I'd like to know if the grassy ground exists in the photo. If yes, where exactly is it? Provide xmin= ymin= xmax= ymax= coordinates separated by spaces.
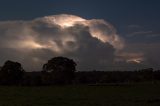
xmin=0 ymin=83 xmax=160 ymax=106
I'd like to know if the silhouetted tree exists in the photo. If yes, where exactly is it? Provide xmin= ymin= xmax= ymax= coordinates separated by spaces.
xmin=42 ymin=57 xmax=76 ymax=84
xmin=0 ymin=60 xmax=24 ymax=85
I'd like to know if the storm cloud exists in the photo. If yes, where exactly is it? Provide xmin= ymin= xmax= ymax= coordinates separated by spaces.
xmin=0 ymin=14 xmax=147 ymax=71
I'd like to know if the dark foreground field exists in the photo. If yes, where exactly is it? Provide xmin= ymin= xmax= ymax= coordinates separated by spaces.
xmin=0 ymin=83 xmax=160 ymax=106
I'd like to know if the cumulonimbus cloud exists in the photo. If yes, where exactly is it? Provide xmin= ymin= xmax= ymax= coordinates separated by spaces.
xmin=0 ymin=14 xmax=143 ymax=71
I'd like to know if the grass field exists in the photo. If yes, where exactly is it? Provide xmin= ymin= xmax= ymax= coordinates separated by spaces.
xmin=0 ymin=83 xmax=160 ymax=106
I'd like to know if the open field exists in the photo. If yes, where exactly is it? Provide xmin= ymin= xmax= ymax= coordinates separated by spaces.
xmin=0 ymin=83 xmax=160 ymax=106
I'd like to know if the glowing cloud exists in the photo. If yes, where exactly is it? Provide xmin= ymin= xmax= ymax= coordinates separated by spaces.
xmin=0 ymin=14 xmax=143 ymax=71
xmin=43 ymin=14 xmax=86 ymax=28
xmin=37 ymin=14 xmax=124 ymax=50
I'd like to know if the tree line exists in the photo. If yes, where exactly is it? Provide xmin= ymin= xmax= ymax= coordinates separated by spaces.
xmin=0 ymin=56 xmax=160 ymax=86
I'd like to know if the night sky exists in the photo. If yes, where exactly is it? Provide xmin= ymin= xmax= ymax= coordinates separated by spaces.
xmin=0 ymin=0 xmax=160 ymax=71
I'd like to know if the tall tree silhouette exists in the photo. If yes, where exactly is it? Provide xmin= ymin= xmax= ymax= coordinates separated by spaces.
xmin=0 ymin=60 xmax=24 ymax=85
xmin=42 ymin=57 xmax=76 ymax=84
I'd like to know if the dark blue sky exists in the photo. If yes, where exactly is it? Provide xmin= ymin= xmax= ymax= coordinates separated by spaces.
xmin=0 ymin=0 xmax=160 ymax=23
xmin=0 ymin=0 xmax=160 ymax=38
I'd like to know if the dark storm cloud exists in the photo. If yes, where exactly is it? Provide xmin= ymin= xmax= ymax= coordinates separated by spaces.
xmin=0 ymin=14 xmax=157 ymax=71
xmin=63 ymin=25 xmax=115 ymax=70
xmin=0 ymin=14 xmax=125 ymax=71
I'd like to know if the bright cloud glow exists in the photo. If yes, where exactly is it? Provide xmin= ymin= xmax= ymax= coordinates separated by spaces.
xmin=43 ymin=14 xmax=85 ymax=28
xmin=116 ymin=52 xmax=144 ymax=64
